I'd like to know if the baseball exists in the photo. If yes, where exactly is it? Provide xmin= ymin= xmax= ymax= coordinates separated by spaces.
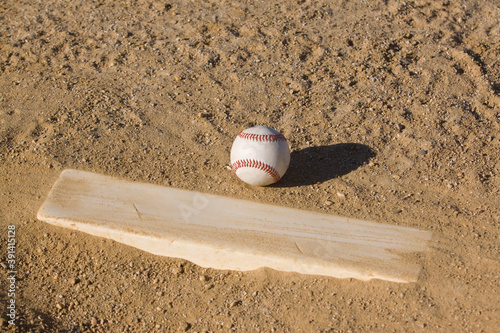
xmin=230 ymin=126 xmax=291 ymax=186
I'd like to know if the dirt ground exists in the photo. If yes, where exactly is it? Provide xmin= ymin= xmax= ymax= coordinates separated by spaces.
xmin=1 ymin=0 xmax=499 ymax=332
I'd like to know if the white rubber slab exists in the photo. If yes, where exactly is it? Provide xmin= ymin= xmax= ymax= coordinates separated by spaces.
xmin=37 ymin=169 xmax=432 ymax=282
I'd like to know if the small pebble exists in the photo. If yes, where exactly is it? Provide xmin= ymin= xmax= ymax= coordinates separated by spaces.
xmin=199 ymin=275 xmax=207 ymax=282
xmin=336 ymin=192 xmax=346 ymax=198
xmin=91 ymin=317 xmax=98 ymax=326
xmin=171 ymin=266 xmax=184 ymax=275
xmin=180 ymin=321 xmax=191 ymax=331
xmin=324 ymin=200 xmax=333 ymax=206
xmin=392 ymin=209 xmax=402 ymax=214
xmin=396 ymin=123 xmax=405 ymax=131
xmin=56 ymin=303 xmax=63 ymax=310
xmin=230 ymin=300 xmax=241 ymax=308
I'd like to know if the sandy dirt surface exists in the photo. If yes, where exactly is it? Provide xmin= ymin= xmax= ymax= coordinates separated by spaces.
xmin=1 ymin=0 xmax=499 ymax=332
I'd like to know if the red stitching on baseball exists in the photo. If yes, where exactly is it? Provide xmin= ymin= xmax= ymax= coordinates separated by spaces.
xmin=237 ymin=131 xmax=286 ymax=142
xmin=232 ymin=159 xmax=281 ymax=182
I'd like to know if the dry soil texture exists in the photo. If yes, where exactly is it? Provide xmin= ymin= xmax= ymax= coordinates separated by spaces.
xmin=0 ymin=0 xmax=499 ymax=332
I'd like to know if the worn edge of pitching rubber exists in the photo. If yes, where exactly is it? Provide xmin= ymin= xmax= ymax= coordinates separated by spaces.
xmin=231 ymin=159 xmax=281 ymax=183
xmin=37 ymin=169 xmax=433 ymax=283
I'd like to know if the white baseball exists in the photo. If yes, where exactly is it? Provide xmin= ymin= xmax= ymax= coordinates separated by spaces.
xmin=230 ymin=126 xmax=290 ymax=186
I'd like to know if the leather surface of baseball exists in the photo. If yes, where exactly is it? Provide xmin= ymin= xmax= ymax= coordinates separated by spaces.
xmin=230 ymin=126 xmax=290 ymax=186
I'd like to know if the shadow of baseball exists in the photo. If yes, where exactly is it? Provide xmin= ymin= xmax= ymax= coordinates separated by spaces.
xmin=274 ymin=143 xmax=375 ymax=187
